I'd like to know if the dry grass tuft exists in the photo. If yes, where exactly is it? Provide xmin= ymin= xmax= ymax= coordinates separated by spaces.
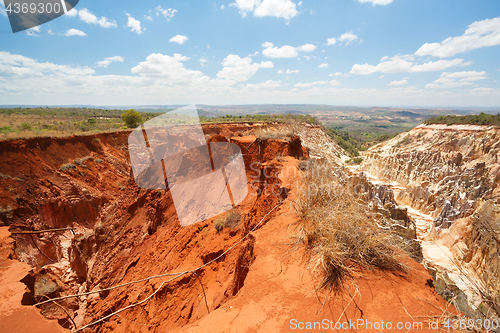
xmin=214 ymin=209 xmax=241 ymax=232
xmin=296 ymin=160 xmax=408 ymax=290
xmin=254 ymin=125 xmax=296 ymax=140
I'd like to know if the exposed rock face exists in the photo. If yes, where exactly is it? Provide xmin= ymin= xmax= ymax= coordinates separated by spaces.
xmin=347 ymin=172 xmax=421 ymax=261
xmin=363 ymin=125 xmax=500 ymax=227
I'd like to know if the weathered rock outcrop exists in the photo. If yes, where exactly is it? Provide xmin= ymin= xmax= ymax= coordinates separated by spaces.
xmin=363 ymin=125 xmax=500 ymax=228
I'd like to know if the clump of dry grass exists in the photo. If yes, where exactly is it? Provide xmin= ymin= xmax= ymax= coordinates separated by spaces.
xmin=254 ymin=125 xmax=296 ymax=140
xmin=296 ymin=160 xmax=408 ymax=290
xmin=215 ymin=209 xmax=241 ymax=232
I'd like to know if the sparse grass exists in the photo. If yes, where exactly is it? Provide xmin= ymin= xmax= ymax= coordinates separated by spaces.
xmin=393 ymin=135 xmax=413 ymax=148
xmin=254 ymin=125 xmax=296 ymax=140
xmin=74 ymin=156 xmax=93 ymax=166
xmin=275 ymin=154 xmax=286 ymax=163
xmin=295 ymin=160 xmax=408 ymax=290
xmin=60 ymin=163 xmax=76 ymax=171
xmin=0 ymin=205 xmax=14 ymax=219
xmin=346 ymin=157 xmax=363 ymax=165
xmin=214 ymin=209 xmax=241 ymax=232
xmin=0 ymin=173 xmax=23 ymax=181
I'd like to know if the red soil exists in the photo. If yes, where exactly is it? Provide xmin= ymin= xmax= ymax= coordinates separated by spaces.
xmin=0 ymin=124 xmax=458 ymax=332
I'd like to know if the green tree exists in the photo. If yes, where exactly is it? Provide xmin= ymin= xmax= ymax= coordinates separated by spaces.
xmin=122 ymin=109 xmax=143 ymax=128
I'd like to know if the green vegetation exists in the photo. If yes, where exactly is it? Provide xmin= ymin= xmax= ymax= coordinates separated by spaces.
xmin=0 ymin=107 xmax=159 ymax=140
xmin=424 ymin=112 xmax=500 ymax=126
xmin=199 ymin=113 xmax=320 ymax=125
xmin=325 ymin=127 xmax=397 ymax=157
xmin=121 ymin=109 xmax=144 ymax=128
xmin=346 ymin=157 xmax=363 ymax=165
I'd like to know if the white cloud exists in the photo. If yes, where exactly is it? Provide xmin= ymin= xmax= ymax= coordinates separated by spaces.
xmin=169 ymin=35 xmax=188 ymax=44
xmin=248 ymin=51 xmax=259 ymax=57
xmin=65 ymin=7 xmax=78 ymax=17
xmin=358 ymin=0 xmax=393 ymax=5
xmin=0 ymin=0 xmax=7 ymax=17
xmin=221 ymin=4 xmax=225 ymax=9
xmin=426 ymin=71 xmax=487 ymax=89
xmin=155 ymin=6 xmax=177 ymax=21
xmin=350 ymin=54 xmax=471 ymax=75
xmin=296 ymin=44 xmax=316 ymax=52
xmin=326 ymin=38 xmax=337 ymax=46
xmin=200 ymin=57 xmax=208 ymax=66
xmin=318 ymin=63 xmax=329 ymax=68
xmin=242 ymin=80 xmax=281 ymax=90
xmin=78 ymin=8 xmax=117 ymax=28
xmin=126 ymin=14 xmax=143 ymax=34
xmin=295 ymin=81 xmax=328 ymax=88
xmin=230 ymin=0 xmax=299 ymax=21
xmin=329 ymin=79 xmax=341 ymax=86
xmin=145 ymin=15 xmax=153 ymax=21
xmin=339 ymin=31 xmax=358 ymax=45
xmin=388 ymin=79 xmax=408 ymax=86
xmin=0 ymin=51 xmax=95 ymax=77
xmin=96 ymin=56 xmax=124 ymax=68
xmin=278 ymin=69 xmax=300 ymax=74
xmin=65 ymin=29 xmax=87 ymax=37
xmin=26 ymin=26 xmax=41 ymax=36
xmin=262 ymin=42 xmax=316 ymax=58
xmin=216 ymin=54 xmax=273 ymax=81
xmin=1 ymin=51 xmax=499 ymax=107
xmin=379 ymin=75 xmax=384 ymax=79
xmin=415 ymin=17 xmax=500 ymax=58
xmin=131 ymin=53 xmax=209 ymax=86
xmin=330 ymin=72 xmax=344 ymax=77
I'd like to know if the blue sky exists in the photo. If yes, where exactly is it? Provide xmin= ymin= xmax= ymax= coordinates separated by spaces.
xmin=0 ymin=0 xmax=499 ymax=107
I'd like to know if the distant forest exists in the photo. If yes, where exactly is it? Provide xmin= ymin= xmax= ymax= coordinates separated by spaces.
xmin=424 ymin=112 xmax=500 ymax=126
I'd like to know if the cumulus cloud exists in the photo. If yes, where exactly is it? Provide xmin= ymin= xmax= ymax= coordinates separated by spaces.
xmin=65 ymin=7 xmax=78 ymax=17
xmin=318 ymin=63 xmax=329 ymax=68
xmin=200 ymin=57 xmax=208 ymax=66
xmin=326 ymin=38 xmax=337 ymax=46
xmin=262 ymin=42 xmax=316 ymax=58
xmin=388 ymin=79 xmax=408 ymax=86
xmin=131 ymin=53 xmax=209 ymax=86
xmin=358 ymin=0 xmax=393 ymax=5
xmin=330 ymin=72 xmax=344 ymax=77
xmin=216 ymin=54 xmax=273 ymax=82
xmin=96 ymin=56 xmax=124 ymax=68
xmin=26 ymin=26 xmax=41 ymax=36
xmin=426 ymin=71 xmax=487 ymax=89
xmin=169 ymin=35 xmax=188 ymax=44
xmin=126 ymin=14 xmax=143 ymax=34
xmin=78 ymin=8 xmax=117 ymax=28
xmin=156 ymin=6 xmax=177 ymax=21
xmin=330 ymin=79 xmax=341 ymax=86
xmin=339 ymin=31 xmax=358 ymax=45
xmin=0 ymin=51 xmax=95 ymax=77
xmin=295 ymin=81 xmax=329 ymax=88
xmin=230 ymin=0 xmax=299 ymax=22
xmin=350 ymin=54 xmax=471 ymax=75
xmin=64 ymin=28 xmax=87 ymax=37
xmin=415 ymin=17 xmax=500 ymax=58
xmin=278 ymin=69 xmax=300 ymax=74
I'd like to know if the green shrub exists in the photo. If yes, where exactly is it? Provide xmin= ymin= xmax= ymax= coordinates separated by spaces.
xmin=18 ymin=123 xmax=31 ymax=131
xmin=122 ymin=109 xmax=143 ymax=128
